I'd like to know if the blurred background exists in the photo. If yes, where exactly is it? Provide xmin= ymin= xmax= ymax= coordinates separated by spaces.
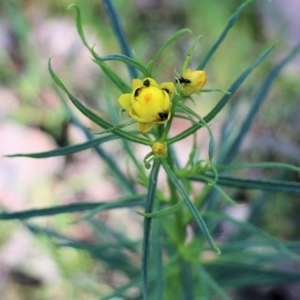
xmin=0 ymin=0 xmax=300 ymax=299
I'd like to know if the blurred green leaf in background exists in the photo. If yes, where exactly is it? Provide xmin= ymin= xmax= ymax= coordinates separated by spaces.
xmin=1 ymin=0 xmax=300 ymax=299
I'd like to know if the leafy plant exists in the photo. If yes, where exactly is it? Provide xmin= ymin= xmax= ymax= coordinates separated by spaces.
xmin=3 ymin=0 xmax=300 ymax=299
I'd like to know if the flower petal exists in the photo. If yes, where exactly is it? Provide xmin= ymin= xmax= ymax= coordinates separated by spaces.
xmin=132 ymin=86 xmax=171 ymax=123
xmin=159 ymin=82 xmax=175 ymax=98
xmin=143 ymin=78 xmax=159 ymax=88
xmin=132 ymin=79 xmax=143 ymax=90
xmin=138 ymin=122 xmax=155 ymax=133
xmin=129 ymin=107 xmax=148 ymax=122
xmin=118 ymin=93 xmax=132 ymax=111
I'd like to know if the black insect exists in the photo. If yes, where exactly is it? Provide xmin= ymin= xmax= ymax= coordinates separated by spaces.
xmin=134 ymin=87 xmax=141 ymax=98
xmin=176 ymin=77 xmax=191 ymax=84
xmin=158 ymin=112 xmax=169 ymax=121
xmin=162 ymin=87 xmax=170 ymax=95
xmin=143 ymin=79 xmax=150 ymax=87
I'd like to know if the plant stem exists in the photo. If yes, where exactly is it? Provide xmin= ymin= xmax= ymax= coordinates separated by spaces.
xmin=160 ymin=94 xmax=180 ymax=142
xmin=166 ymin=154 xmax=185 ymax=244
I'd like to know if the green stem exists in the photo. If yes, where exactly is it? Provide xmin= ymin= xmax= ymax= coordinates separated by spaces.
xmin=160 ymin=94 xmax=181 ymax=142
xmin=166 ymin=154 xmax=185 ymax=244
xmin=142 ymin=159 xmax=161 ymax=299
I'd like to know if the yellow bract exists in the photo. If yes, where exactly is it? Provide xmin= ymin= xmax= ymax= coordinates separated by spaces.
xmin=118 ymin=77 xmax=174 ymax=133
xmin=178 ymin=69 xmax=207 ymax=96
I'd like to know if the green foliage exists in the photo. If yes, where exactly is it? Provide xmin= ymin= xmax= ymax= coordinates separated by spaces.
xmin=3 ymin=0 xmax=300 ymax=299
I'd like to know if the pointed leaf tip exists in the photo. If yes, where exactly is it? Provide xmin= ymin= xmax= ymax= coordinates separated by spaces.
xmin=67 ymin=3 xmax=77 ymax=10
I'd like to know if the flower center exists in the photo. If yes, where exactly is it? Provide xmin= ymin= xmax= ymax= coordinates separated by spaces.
xmin=143 ymin=92 xmax=152 ymax=102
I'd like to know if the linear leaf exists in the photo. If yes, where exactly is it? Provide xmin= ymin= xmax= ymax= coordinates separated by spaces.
xmin=204 ymin=211 xmax=299 ymax=259
xmin=104 ymin=91 xmax=147 ymax=182
xmin=152 ymin=219 xmax=163 ymax=300
xmin=161 ymin=159 xmax=220 ymax=254
xmin=137 ymin=200 xmax=184 ymax=218
xmin=142 ymin=160 xmax=161 ymax=300
xmin=215 ymin=162 xmax=300 ymax=173
xmin=26 ymin=223 xmax=139 ymax=277
xmin=54 ymin=77 xmax=135 ymax=193
xmin=182 ymin=35 xmax=202 ymax=74
xmin=95 ymin=53 xmax=151 ymax=77
xmin=197 ymin=0 xmax=257 ymax=69
xmin=68 ymin=4 xmax=132 ymax=92
xmin=223 ymin=44 xmax=300 ymax=163
xmin=48 ymin=58 xmax=150 ymax=145
xmin=93 ymin=59 xmax=131 ymax=93
xmin=5 ymin=134 xmax=119 ymax=158
xmin=178 ymin=103 xmax=218 ymax=184
xmin=147 ymin=28 xmax=191 ymax=74
xmin=188 ymin=174 xmax=300 ymax=193
xmin=167 ymin=44 xmax=275 ymax=145
xmin=0 ymin=194 xmax=146 ymax=220
xmin=197 ymin=266 xmax=231 ymax=300
xmin=204 ymin=260 xmax=300 ymax=288
xmin=212 ymin=184 xmax=240 ymax=205
xmin=102 ymin=276 xmax=142 ymax=300
xmin=68 ymin=4 xmax=90 ymax=48
xmin=102 ymin=0 xmax=138 ymax=78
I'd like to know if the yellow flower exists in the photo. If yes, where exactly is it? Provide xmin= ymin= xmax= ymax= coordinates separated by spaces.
xmin=118 ymin=78 xmax=174 ymax=133
xmin=177 ymin=69 xmax=207 ymax=96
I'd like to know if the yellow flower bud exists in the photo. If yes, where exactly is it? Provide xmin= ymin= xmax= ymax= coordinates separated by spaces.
xmin=118 ymin=78 xmax=174 ymax=133
xmin=152 ymin=142 xmax=168 ymax=156
xmin=178 ymin=69 xmax=207 ymax=96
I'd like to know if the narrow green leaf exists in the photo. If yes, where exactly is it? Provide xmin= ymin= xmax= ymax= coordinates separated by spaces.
xmin=26 ymin=223 xmax=139 ymax=277
xmin=182 ymin=35 xmax=202 ymax=74
xmin=142 ymin=160 xmax=161 ymax=300
xmin=201 ymin=88 xmax=231 ymax=94
xmin=203 ymin=43 xmax=275 ymax=123
xmin=48 ymin=58 xmax=150 ymax=145
xmin=205 ymin=211 xmax=299 ymax=260
xmin=95 ymin=53 xmax=151 ymax=77
xmin=218 ymin=240 xmax=300 ymax=252
xmin=152 ymin=55 xmax=173 ymax=78
xmin=137 ymin=200 xmax=184 ymax=218
xmin=89 ymin=219 xmax=138 ymax=252
xmin=211 ymin=184 xmax=240 ymax=206
xmin=188 ymin=174 xmax=300 ymax=193
xmin=5 ymin=134 xmax=119 ymax=158
xmin=152 ymin=219 xmax=163 ymax=300
xmin=223 ymin=44 xmax=300 ymax=163
xmin=167 ymin=44 xmax=275 ymax=145
xmin=102 ymin=0 xmax=138 ymax=78
xmin=180 ymin=261 xmax=195 ymax=300
xmin=101 ymin=276 xmax=142 ymax=300
xmin=54 ymin=79 xmax=136 ymax=193
xmin=92 ymin=120 xmax=136 ymax=135
xmin=147 ymin=28 xmax=191 ymax=74
xmin=0 ymin=194 xmax=146 ymax=220
xmin=197 ymin=266 xmax=231 ymax=300
xmin=68 ymin=4 xmax=132 ymax=92
xmin=104 ymin=91 xmax=147 ymax=182
xmin=93 ymin=59 xmax=131 ymax=93
xmin=68 ymin=4 xmax=90 ymax=49
xmin=216 ymin=162 xmax=300 ymax=173
xmin=177 ymin=103 xmax=218 ymax=184
xmin=161 ymin=159 xmax=220 ymax=254
xmin=204 ymin=260 xmax=300 ymax=288
xmin=197 ymin=0 xmax=257 ymax=69
xmin=71 ymin=194 xmax=148 ymax=224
